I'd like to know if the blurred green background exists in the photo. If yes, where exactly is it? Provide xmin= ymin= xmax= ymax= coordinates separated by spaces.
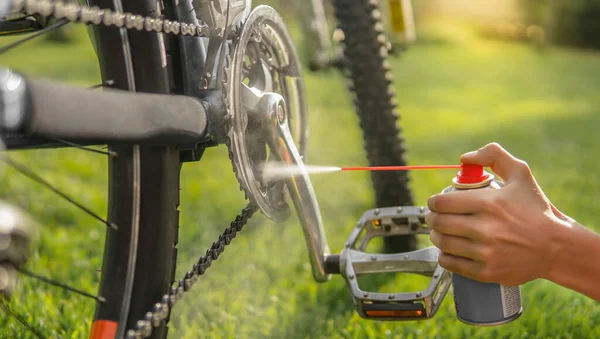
xmin=1 ymin=2 xmax=600 ymax=338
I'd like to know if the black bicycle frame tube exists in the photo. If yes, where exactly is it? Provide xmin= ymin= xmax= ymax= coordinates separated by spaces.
xmin=0 ymin=74 xmax=210 ymax=148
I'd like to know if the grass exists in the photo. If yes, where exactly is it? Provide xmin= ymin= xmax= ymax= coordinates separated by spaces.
xmin=1 ymin=19 xmax=600 ymax=338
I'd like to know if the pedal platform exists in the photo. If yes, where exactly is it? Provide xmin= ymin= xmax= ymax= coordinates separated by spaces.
xmin=339 ymin=206 xmax=451 ymax=321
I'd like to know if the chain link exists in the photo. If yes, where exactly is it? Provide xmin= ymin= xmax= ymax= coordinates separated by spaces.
xmin=125 ymin=204 xmax=257 ymax=339
xmin=11 ymin=0 xmax=211 ymax=37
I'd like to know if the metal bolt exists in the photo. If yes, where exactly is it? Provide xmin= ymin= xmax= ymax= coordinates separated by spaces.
xmin=345 ymin=242 xmax=351 ymax=248
xmin=420 ymin=207 xmax=426 ymax=213
xmin=370 ymin=256 xmax=377 ymax=261
xmin=349 ymin=274 xmax=355 ymax=280
xmin=396 ymin=207 xmax=403 ymax=213
xmin=388 ymin=294 xmax=395 ymax=300
xmin=277 ymin=105 xmax=286 ymax=123
xmin=374 ymin=208 xmax=380 ymax=216
xmin=433 ymin=273 xmax=440 ymax=278
xmin=404 ymin=255 xmax=409 ymax=259
xmin=416 ymin=292 xmax=422 ymax=298
xmin=363 ymin=292 xmax=369 ymax=298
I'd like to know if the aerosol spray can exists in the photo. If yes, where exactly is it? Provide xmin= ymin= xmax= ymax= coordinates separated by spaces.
xmin=441 ymin=164 xmax=523 ymax=326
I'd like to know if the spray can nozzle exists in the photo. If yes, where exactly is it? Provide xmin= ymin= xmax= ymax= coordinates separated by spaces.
xmin=456 ymin=164 xmax=490 ymax=184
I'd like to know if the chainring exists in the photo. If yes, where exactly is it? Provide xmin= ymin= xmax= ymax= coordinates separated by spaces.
xmin=224 ymin=5 xmax=308 ymax=222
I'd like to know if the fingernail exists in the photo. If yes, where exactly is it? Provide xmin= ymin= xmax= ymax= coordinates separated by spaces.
xmin=427 ymin=196 xmax=437 ymax=211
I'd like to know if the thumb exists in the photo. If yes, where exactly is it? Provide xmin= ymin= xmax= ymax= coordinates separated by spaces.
xmin=459 ymin=143 xmax=529 ymax=182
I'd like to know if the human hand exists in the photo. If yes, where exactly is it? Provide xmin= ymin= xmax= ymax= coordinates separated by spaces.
xmin=425 ymin=143 xmax=573 ymax=285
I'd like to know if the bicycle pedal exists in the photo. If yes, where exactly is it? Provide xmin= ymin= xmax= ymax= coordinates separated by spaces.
xmin=339 ymin=206 xmax=452 ymax=320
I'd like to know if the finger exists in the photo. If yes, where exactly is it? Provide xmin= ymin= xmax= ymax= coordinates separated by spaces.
xmin=428 ymin=190 xmax=489 ymax=214
xmin=430 ymin=231 xmax=484 ymax=261
xmin=459 ymin=143 xmax=529 ymax=182
xmin=438 ymin=252 xmax=486 ymax=281
xmin=425 ymin=212 xmax=483 ymax=240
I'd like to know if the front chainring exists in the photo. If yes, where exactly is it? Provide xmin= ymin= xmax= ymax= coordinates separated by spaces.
xmin=224 ymin=5 xmax=308 ymax=222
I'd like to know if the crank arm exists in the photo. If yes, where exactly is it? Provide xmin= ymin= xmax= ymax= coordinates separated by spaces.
xmin=339 ymin=206 xmax=452 ymax=320
xmin=259 ymin=93 xmax=332 ymax=282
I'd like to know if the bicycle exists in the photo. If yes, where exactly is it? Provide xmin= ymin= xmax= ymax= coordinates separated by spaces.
xmin=0 ymin=0 xmax=447 ymax=338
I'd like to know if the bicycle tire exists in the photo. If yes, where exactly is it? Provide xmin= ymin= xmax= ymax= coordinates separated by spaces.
xmin=89 ymin=0 xmax=180 ymax=338
xmin=332 ymin=0 xmax=416 ymax=252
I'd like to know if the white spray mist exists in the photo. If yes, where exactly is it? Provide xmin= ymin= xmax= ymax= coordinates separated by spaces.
xmin=262 ymin=163 xmax=341 ymax=182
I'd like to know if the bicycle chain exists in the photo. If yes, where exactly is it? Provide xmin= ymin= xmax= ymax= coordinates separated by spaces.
xmin=7 ymin=0 xmax=258 ymax=337
xmin=125 ymin=204 xmax=257 ymax=339
xmin=10 ymin=0 xmax=211 ymax=37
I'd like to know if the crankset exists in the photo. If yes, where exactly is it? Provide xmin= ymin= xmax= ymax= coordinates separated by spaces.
xmin=226 ymin=6 xmax=451 ymax=318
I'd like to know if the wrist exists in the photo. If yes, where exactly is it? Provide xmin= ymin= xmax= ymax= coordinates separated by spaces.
xmin=542 ymin=217 xmax=600 ymax=301
xmin=542 ymin=216 xmax=576 ymax=282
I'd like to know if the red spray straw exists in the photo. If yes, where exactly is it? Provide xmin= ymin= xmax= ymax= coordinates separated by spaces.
xmin=340 ymin=164 xmax=490 ymax=184
xmin=340 ymin=165 xmax=462 ymax=171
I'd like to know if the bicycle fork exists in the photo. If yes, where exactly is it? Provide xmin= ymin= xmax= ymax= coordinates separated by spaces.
xmin=261 ymin=94 xmax=451 ymax=321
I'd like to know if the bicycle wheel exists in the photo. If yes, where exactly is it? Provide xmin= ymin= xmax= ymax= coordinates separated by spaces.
xmin=88 ymin=0 xmax=180 ymax=338
xmin=0 ymin=2 xmax=180 ymax=335
xmin=333 ymin=0 xmax=416 ymax=252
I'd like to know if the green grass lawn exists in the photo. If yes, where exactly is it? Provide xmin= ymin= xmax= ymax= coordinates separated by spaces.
xmin=1 ymin=20 xmax=600 ymax=338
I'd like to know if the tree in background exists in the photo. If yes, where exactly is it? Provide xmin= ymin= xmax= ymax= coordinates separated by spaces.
xmin=521 ymin=0 xmax=600 ymax=50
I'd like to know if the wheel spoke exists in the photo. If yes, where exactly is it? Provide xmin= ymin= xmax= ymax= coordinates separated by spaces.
xmin=49 ymin=137 xmax=118 ymax=157
xmin=1 ymin=157 xmax=118 ymax=230
xmin=17 ymin=268 xmax=106 ymax=303
xmin=0 ymin=299 xmax=46 ymax=339
xmin=0 ymin=20 xmax=70 ymax=55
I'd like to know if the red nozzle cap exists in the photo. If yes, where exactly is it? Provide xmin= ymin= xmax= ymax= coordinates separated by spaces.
xmin=456 ymin=164 xmax=490 ymax=184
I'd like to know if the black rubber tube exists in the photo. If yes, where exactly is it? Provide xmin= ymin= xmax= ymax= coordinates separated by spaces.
xmin=92 ymin=0 xmax=183 ymax=338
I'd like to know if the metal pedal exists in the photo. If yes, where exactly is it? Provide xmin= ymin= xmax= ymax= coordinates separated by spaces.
xmin=339 ymin=206 xmax=452 ymax=320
